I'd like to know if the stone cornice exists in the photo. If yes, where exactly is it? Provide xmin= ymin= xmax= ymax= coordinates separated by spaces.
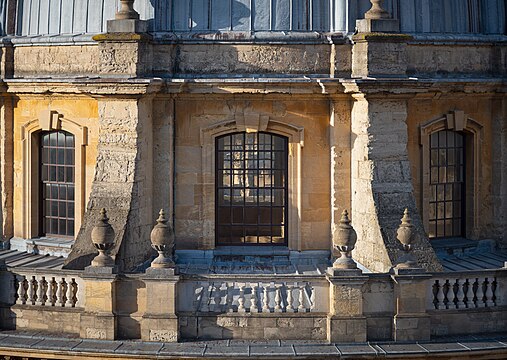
xmin=0 ymin=77 xmax=505 ymax=98
xmin=2 ymin=78 xmax=164 ymax=96
xmin=340 ymin=78 xmax=507 ymax=97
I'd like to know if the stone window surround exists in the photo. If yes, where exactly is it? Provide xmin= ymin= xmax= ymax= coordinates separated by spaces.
xmin=20 ymin=110 xmax=88 ymax=240
xmin=419 ymin=110 xmax=483 ymax=239
xmin=200 ymin=116 xmax=304 ymax=251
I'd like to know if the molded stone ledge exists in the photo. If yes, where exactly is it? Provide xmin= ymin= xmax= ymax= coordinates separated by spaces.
xmin=92 ymin=33 xmax=152 ymax=42
xmin=352 ymin=33 xmax=413 ymax=43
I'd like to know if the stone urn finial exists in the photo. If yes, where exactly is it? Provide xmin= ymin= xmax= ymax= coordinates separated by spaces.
xmin=150 ymin=209 xmax=175 ymax=268
xmin=332 ymin=210 xmax=358 ymax=269
xmin=365 ymin=0 xmax=390 ymax=20
xmin=116 ymin=0 xmax=140 ymax=20
xmin=91 ymin=208 xmax=115 ymax=267
xmin=395 ymin=208 xmax=418 ymax=268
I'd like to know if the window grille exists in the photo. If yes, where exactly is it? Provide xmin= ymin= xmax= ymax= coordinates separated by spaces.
xmin=428 ymin=130 xmax=465 ymax=238
xmin=40 ymin=131 xmax=75 ymax=237
xmin=216 ymin=132 xmax=288 ymax=245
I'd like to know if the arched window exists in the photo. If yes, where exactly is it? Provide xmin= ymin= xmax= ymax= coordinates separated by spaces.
xmin=40 ymin=130 xmax=75 ymax=237
xmin=216 ymin=132 xmax=288 ymax=245
xmin=428 ymin=130 xmax=465 ymax=238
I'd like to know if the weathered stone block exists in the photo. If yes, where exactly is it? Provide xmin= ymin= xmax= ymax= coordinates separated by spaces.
xmin=393 ymin=314 xmax=430 ymax=341
xmin=327 ymin=316 xmax=367 ymax=343
xmin=141 ymin=315 xmax=179 ymax=342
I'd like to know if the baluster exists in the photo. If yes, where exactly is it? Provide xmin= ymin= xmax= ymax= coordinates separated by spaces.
xmin=309 ymin=283 xmax=316 ymax=311
xmin=16 ymin=276 xmax=27 ymax=305
xmin=226 ymin=282 xmax=234 ymax=313
xmin=444 ymin=280 xmax=452 ymax=309
xmin=212 ymin=283 xmax=222 ymax=312
xmin=66 ymin=278 xmax=76 ymax=307
xmin=465 ymin=279 xmax=474 ymax=308
xmin=286 ymin=283 xmax=294 ymax=312
xmin=298 ymin=284 xmax=306 ymax=312
xmin=436 ymin=280 xmax=445 ymax=309
xmin=57 ymin=278 xmax=66 ymax=307
xmin=250 ymin=283 xmax=258 ymax=313
xmin=36 ymin=276 xmax=47 ymax=306
xmin=455 ymin=279 xmax=465 ymax=309
xmin=477 ymin=278 xmax=486 ymax=308
xmin=238 ymin=284 xmax=246 ymax=313
xmin=47 ymin=277 xmax=56 ymax=306
xmin=485 ymin=278 xmax=494 ymax=307
xmin=73 ymin=279 xmax=79 ymax=307
xmin=27 ymin=276 xmax=37 ymax=305
xmin=262 ymin=283 xmax=270 ymax=313
xmin=274 ymin=285 xmax=282 ymax=312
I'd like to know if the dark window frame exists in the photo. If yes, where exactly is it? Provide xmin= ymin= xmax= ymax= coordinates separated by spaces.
xmin=215 ymin=132 xmax=289 ymax=246
xmin=428 ymin=130 xmax=466 ymax=239
xmin=39 ymin=130 xmax=76 ymax=238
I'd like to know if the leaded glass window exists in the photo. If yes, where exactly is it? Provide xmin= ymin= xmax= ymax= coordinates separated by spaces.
xmin=40 ymin=131 xmax=75 ymax=237
xmin=428 ymin=130 xmax=465 ymax=238
xmin=216 ymin=132 xmax=288 ymax=245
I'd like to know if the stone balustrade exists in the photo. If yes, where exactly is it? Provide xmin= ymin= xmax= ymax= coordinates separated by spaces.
xmin=178 ymin=278 xmax=327 ymax=314
xmin=428 ymin=270 xmax=503 ymax=311
xmin=1 ymin=263 xmax=506 ymax=340
xmin=12 ymin=270 xmax=84 ymax=308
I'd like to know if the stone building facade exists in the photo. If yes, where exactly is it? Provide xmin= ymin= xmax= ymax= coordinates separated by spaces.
xmin=0 ymin=0 xmax=506 ymax=343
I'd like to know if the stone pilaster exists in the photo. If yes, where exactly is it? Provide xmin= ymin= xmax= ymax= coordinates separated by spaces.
xmin=80 ymin=268 xmax=118 ymax=340
xmin=491 ymin=96 xmax=507 ymax=249
xmin=141 ymin=268 xmax=180 ymax=342
xmin=327 ymin=269 xmax=367 ymax=342
xmin=330 ymin=99 xmax=352 ymax=245
xmin=64 ymin=97 xmax=154 ymax=271
xmin=350 ymin=95 xmax=442 ymax=272
xmin=0 ymin=95 xmax=13 ymax=244
xmin=391 ymin=269 xmax=431 ymax=341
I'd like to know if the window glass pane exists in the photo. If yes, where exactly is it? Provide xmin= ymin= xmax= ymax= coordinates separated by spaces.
xmin=68 ymin=203 xmax=75 ymax=219
xmin=259 ymin=207 xmax=271 ymax=224
xmin=50 ymin=148 xmax=57 ymax=164
xmin=59 ymin=185 xmax=67 ymax=199
xmin=59 ymin=219 xmax=66 ymax=235
xmin=50 ymin=133 xmax=57 ymax=146
xmin=244 ymin=207 xmax=258 ymax=225
xmin=232 ymin=207 xmax=243 ymax=224
xmin=67 ymin=221 xmax=74 ymax=236
xmin=66 ymin=167 xmax=74 ymax=182
xmin=59 ymin=201 xmax=67 ymax=217
xmin=66 ymin=149 xmax=74 ymax=165
xmin=57 ymin=167 xmax=65 ymax=182
xmin=68 ymin=186 xmax=75 ymax=201
xmin=66 ymin=135 xmax=75 ymax=147
xmin=57 ymin=132 xmax=65 ymax=147
xmin=49 ymin=166 xmax=57 ymax=181
xmin=51 ymin=218 xmax=58 ymax=233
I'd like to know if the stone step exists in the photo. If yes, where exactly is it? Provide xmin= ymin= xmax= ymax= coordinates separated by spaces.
xmin=213 ymin=254 xmax=291 ymax=266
